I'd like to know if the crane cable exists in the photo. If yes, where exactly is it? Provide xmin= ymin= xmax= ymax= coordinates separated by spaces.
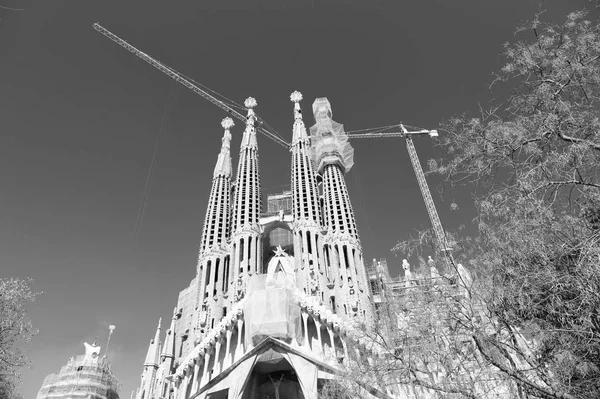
xmin=158 ymin=59 xmax=245 ymax=111
xmin=133 ymin=81 xmax=177 ymax=239
xmin=346 ymin=123 xmax=400 ymax=135
xmin=152 ymin=58 xmax=289 ymax=143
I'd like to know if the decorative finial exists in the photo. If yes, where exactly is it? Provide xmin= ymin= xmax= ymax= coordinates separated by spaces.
xmin=290 ymin=91 xmax=303 ymax=103
xmin=158 ymin=317 xmax=162 ymax=329
xmin=273 ymin=246 xmax=288 ymax=257
xmin=240 ymin=97 xmax=258 ymax=148
xmin=221 ymin=117 xmax=234 ymax=130
xmin=291 ymin=91 xmax=303 ymax=116
xmin=244 ymin=97 xmax=257 ymax=109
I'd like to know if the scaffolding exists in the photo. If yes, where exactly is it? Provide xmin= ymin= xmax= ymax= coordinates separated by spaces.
xmin=37 ymin=353 xmax=121 ymax=399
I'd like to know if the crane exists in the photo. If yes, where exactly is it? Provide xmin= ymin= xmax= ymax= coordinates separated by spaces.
xmin=92 ymin=23 xmax=453 ymax=264
xmin=92 ymin=23 xmax=290 ymax=149
xmin=349 ymin=125 xmax=455 ymax=266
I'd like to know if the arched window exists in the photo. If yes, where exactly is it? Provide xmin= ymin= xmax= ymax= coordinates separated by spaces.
xmin=261 ymin=225 xmax=294 ymax=270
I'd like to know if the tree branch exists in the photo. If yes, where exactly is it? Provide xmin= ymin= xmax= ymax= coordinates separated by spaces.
xmin=557 ymin=131 xmax=600 ymax=151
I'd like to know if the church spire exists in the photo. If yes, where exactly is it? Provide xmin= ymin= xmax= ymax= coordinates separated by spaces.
xmin=213 ymin=117 xmax=234 ymax=179
xmin=290 ymin=91 xmax=326 ymax=297
xmin=310 ymin=98 xmax=358 ymax=237
xmin=231 ymin=97 xmax=262 ymax=298
xmin=161 ymin=308 xmax=177 ymax=362
xmin=194 ymin=118 xmax=236 ymax=347
xmin=290 ymin=91 xmax=321 ymax=224
xmin=199 ymin=118 xmax=235 ymax=255
xmin=143 ymin=318 xmax=161 ymax=367
xmin=232 ymin=97 xmax=261 ymax=233
xmin=310 ymin=98 xmax=373 ymax=323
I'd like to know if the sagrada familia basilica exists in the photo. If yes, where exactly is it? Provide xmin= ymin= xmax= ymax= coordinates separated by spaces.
xmin=131 ymin=92 xmax=492 ymax=399
xmin=133 ymin=91 xmax=383 ymax=399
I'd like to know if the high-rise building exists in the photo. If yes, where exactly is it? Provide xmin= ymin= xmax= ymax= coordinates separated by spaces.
xmin=37 ymin=342 xmax=121 ymax=399
xmin=132 ymin=92 xmax=387 ymax=399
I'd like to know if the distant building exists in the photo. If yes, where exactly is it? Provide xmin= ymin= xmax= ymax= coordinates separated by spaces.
xmin=37 ymin=342 xmax=121 ymax=399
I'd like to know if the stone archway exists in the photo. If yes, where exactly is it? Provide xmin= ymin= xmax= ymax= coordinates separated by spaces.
xmin=261 ymin=222 xmax=294 ymax=273
xmin=241 ymin=349 xmax=304 ymax=399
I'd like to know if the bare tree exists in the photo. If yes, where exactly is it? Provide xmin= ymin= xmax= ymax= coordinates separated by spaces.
xmin=0 ymin=278 xmax=40 ymax=399
xmin=322 ymin=6 xmax=600 ymax=399
xmin=427 ymin=6 xmax=600 ymax=399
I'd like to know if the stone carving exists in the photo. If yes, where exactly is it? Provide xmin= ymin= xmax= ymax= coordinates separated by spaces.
xmin=235 ymin=276 xmax=245 ymax=301
xmin=309 ymin=271 xmax=318 ymax=295
xmin=290 ymin=91 xmax=303 ymax=103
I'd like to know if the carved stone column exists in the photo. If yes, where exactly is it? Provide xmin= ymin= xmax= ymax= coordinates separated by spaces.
xmin=301 ymin=311 xmax=309 ymax=350
xmin=327 ymin=327 xmax=336 ymax=357
xmin=192 ymin=360 xmax=201 ymax=392
xmin=314 ymin=317 xmax=323 ymax=356
xmin=214 ymin=338 xmax=222 ymax=375
xmin=223 ymin=328 xmax=233 ymax=369
xmin=199 ymin=351 xmax=211 ymax=388
xmin=234 ymin=318 xmax=244 ymax=362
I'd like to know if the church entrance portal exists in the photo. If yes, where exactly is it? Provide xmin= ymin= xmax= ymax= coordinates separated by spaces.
xmin=241 ymin=350 xmax=304 ymax=399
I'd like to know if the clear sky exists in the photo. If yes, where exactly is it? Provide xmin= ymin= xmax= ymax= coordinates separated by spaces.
xmin=0 ymin=0 xmax=590 ymax=398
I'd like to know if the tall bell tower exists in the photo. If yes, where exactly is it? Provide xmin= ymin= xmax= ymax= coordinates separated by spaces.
xmin=290 ymin=92 xmax=328 ymax=301
xmin=309 ymin=97 xmax=374 ymax=324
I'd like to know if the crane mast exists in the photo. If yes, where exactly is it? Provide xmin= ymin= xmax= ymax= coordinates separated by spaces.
xmin=92 ymin=23 xmax=290 ymax=148
xmin=349 ymin=125 xmax=454 ymax=265
xmin=402 ymin=130 xmax=454 ymax=265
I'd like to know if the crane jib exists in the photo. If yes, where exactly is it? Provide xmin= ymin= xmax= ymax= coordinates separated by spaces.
xmin=93 ymin=23 xmax=290 ymax=148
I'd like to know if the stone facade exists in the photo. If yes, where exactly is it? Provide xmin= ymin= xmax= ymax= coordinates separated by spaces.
xmin=133 ymin=93 xmax=383 ymax=399
xmin=132 ymin=92 xmax=523 ymax=399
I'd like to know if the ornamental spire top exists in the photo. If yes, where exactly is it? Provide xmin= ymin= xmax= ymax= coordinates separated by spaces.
xmin=291 ymin=91 xmax=303 ymax=112
xmin=309 ymin=97 xmax=355 ymax=173
xmin=220 ymin=117 xmax=233 ymax=150
xmin=241 ymin=97 xmax=258 ymax=149
xmin=213 ymin=117 xmax=234 ymax=178
xmin=290 ymin=91 xmax=308 ymax=144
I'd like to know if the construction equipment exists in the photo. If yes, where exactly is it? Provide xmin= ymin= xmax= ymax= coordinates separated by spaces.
xmin=92 ymin=23 xmax=452 ymax=263
xmin=349 ymin=125 xmax=454 ymax=266
xmin=92 ymin=23 xmax=290 ymax=149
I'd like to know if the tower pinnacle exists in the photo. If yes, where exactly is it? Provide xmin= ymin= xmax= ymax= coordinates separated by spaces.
xmin=196 ymin=118 xmax=236 ymax=346
xmin=221 ymin=116 xmax=235 ymax=130
xmin=291 ymin=91 xmax=309 ymax=145
xmin=240 ymin=97 xmax=258 ymax=149
xmin=143 ymin=318 xmax=162 ymax=367
xmin=161 ymin=308 xmax=177 ymax=361
xmin=290 ymin=90 xmax=303 ymax=107
xmin=309 ymin=97 xmax=354 ymax=174
xmin=213 ymin=117 xmax=234 ymax=178
xmin=231 ymin=96 xmax=262 ymax=291
xmin=289 ymin=91 xmax=325 ymax=295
